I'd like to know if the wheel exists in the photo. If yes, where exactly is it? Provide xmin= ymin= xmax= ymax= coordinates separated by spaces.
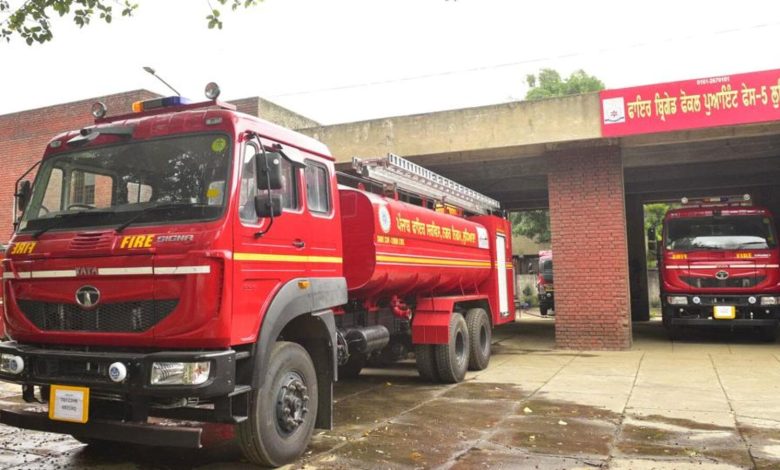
xmin=338 ymin=353 xmax=366 ymax=379
xmin=415 ymin=344 xmax=438 ymax=382
xmin=540 ymin=306 xmax=548 ymax=316
xmin=434 ymin=313 xmax=470 ymax=383
xmin=237 ymin=341 xmax=318 ymax=467
xmin=661 ymin=307 xmax=673 ymax=330
xmin=466 ymin=308 xmax=491 ymax=371
xmin=760 ymin=326 xmax=778 ymax=343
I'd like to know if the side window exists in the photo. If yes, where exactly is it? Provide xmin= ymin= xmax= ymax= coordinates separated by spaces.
xmin=239 ymin=145 xmax=299 ymax=222
xmin=305 ymin=163 xmax=330 ymax=214
xmin=41 ymin=167 xmax=63 ymax=215
xmin=239 ymin=146 xmax=258 ymax=222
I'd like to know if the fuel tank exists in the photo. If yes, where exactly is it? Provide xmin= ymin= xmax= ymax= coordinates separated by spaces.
xmin=340 ymin=187 xmax=492 ymax=299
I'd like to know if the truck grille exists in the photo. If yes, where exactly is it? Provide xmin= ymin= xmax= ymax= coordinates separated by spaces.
xmin=680 ymin=276 xmax=764 ymax=289
xmin=17 ymin=299 xmax=178 ymax=333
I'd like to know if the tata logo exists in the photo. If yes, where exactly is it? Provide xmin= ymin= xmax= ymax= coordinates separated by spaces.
xmin=75 ymin=267 xmax=98 ymax=277
xmin=715 ymin=271 xmax=729 ymax=280
xmin=75 ymin=286 xmax=100 ymax=308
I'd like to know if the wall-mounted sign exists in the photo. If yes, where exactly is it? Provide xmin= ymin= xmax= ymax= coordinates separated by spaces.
xmin=600 ymin=69 xmax=780 ymax=137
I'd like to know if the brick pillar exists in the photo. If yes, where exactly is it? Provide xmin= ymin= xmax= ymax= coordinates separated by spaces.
xmin=548 ymin=146 xmax=631 ymax=350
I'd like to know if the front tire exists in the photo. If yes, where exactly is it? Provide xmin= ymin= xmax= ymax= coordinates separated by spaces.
xmin=237 ymin=341 xmax=318 ymax=467
xmin=466 ymin=308 xmax=491 ymax=371
xmin=434 ymin=312 xmax=470 ymax=383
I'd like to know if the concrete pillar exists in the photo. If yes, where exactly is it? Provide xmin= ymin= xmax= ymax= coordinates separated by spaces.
xmin=548 ymin=146 xmax=632 ymax=350
xmin=626 ymin=194 xmax=650 ymax=322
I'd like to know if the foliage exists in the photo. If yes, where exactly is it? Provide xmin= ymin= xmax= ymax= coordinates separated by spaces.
xmin=525 ymin=68 xmax=605 ymax=101
xmin=0 ymin=0 xmax=262 ymax=45
xmin=510 ymin=210 xmax=550 ymax=244
xmin=644 ymin=203 xmax=672 ymax=268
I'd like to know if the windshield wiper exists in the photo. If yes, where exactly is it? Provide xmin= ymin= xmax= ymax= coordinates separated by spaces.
xmin=114 ymin=202 xmax=205 ymax=233
xmin=31 ymin=209 xmax=112 ymax=239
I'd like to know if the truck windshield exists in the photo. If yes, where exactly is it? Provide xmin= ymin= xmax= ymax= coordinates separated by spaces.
xmin=665 ymin=215 xmax=778 ymax=251
xmin=19 ymin=134 xmax=231 ymax=233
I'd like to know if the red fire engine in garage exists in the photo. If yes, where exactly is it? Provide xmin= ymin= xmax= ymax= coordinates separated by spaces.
xmin=652 ymin=195 xmax=780 ymax=340
xmin=0 ymin=84 xmax=514 ymax=467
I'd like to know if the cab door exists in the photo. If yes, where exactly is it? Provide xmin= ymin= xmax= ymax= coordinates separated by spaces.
xmin=300 ymin=157 xmax=342 ymax=278
xmin=232 ymin=140 xmax=307 ymax=343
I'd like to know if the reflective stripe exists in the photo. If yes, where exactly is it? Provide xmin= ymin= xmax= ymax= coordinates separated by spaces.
xmin=98 ymin=267 xmax=154 ymax=276
xmin=233 ymin=253 xmax=342 ymax=263
xmin=2 ymin=265 xmax=210 ymax=279
xmin=375 ymin=254 xmax=491 ymax=268
xmin=154 ymin=266 xmax=211 ymax=275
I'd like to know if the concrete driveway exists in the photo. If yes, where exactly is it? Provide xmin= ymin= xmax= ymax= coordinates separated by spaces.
xmin=0 ymin=317 xmax=778 ymax=469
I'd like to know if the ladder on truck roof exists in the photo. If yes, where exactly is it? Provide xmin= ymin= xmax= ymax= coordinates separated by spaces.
xmin=352 ymin=153 xmax=501 ymax=215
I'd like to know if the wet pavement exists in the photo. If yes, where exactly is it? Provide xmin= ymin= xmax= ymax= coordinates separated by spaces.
xmin=0 ymin=314 xmax=780 ymax=469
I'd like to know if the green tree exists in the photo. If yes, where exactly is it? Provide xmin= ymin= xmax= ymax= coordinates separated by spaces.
xmin=525 ymin=68 xmax=605 ymax=101
xmin=644 ymin=202 xmax=673 ymax=268
xmin=510 ymin=210 xmax=550 ymax=244
xmin=0 ymin=0 xmax=262 ymax=45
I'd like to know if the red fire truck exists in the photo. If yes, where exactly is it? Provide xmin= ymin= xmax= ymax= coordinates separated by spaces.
xmin=653 ymin=195 xmax=780 ymax=340
xmin=535 ymin=250 xmax=554 ymax=316
xmin=0 ymin=84 xmax=514 ymax=466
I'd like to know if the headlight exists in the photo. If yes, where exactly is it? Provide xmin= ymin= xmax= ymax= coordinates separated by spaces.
xmin=667 ymin=296 xmax=688 ymax=306
xmin=761 ymin=297 xmax=779 ymax=306
xmin=0 ymin=354 xmax=24 ymax=375
xmin=150 ymin=361 xmax=211 ymax=385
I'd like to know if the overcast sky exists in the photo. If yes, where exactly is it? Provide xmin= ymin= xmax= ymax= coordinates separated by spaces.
xmin=2 ymin=0 xmax=780 ymax=124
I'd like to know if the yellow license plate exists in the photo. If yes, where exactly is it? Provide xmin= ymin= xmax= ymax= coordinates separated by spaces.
xmin=713 ymin=306 xmax=736 ymax=320
xmin=49 ymin=385 xmax=89 ymax=423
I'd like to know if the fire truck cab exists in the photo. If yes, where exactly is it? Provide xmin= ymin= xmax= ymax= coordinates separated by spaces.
xmin=652 ymin=195 xmax=780 ymax=340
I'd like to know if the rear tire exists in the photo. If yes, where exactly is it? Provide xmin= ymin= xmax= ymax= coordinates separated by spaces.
xmin=434 ymin=313 xmax=470 ymax=383
xmin=466 ymin=308 xmax=491 ymax=371
xmin=415 ymin=344 xmax=439 ymax=382
xmin=237 ymin=341 xmax=318 ymax=467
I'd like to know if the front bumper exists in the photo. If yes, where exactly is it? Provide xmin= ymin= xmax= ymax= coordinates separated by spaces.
xmin=0 ymin=408 xmax=202 ymax=448
xmin=664 ymin=294 xmax=780 ymax=326
xmin=0 ymin=341 xmax=236 ymax=399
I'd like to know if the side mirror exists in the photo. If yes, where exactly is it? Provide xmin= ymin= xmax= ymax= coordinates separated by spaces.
xmin=527 ymin=262 xmax=535 ymax=274
xmin=256 ymin=152 xmax=283 ymax=190
xmin=15 ymin=180 xmax=31 ymax=213
xmin=255 ymin=193 xmax=282 ymax=219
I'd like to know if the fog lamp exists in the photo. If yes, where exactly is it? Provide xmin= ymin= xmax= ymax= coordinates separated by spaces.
xmin=108 ymin=362 xmax=127 ymax=383
xmin=748 ymin=296 xmax=757 ymax=305
xmin=0 ymin=354 xmax=24 ymax=375
xmin=668 ymin=296 xmax=688 ymax=306
xmin=692 ymin=296 xmax=701 ymax=305
xmin=150 ymin=361 xmax=210 ymax=385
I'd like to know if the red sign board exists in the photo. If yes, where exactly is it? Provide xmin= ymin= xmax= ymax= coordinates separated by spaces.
xmin=599 ymin=69 xmax=780 ymax=137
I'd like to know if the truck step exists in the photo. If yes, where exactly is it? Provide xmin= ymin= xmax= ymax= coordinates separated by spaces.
xmin=229 ymin=385 xmax=252 ymax=397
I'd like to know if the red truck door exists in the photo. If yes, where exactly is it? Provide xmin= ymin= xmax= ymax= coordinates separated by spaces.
xmin=232 ymin=141 xmax=308 ymax=343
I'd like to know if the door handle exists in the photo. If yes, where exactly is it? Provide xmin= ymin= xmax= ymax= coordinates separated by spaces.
xmin=292 ymin=239 xmax=305 ymax=248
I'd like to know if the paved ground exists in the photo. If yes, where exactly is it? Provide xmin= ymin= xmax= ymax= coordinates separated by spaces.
xmin=0 ymin=313 xmax=779 ymax=469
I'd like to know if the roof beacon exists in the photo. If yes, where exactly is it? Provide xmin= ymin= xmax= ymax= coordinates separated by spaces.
xmin=352 ymin=153 xmax=501 ymax=215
